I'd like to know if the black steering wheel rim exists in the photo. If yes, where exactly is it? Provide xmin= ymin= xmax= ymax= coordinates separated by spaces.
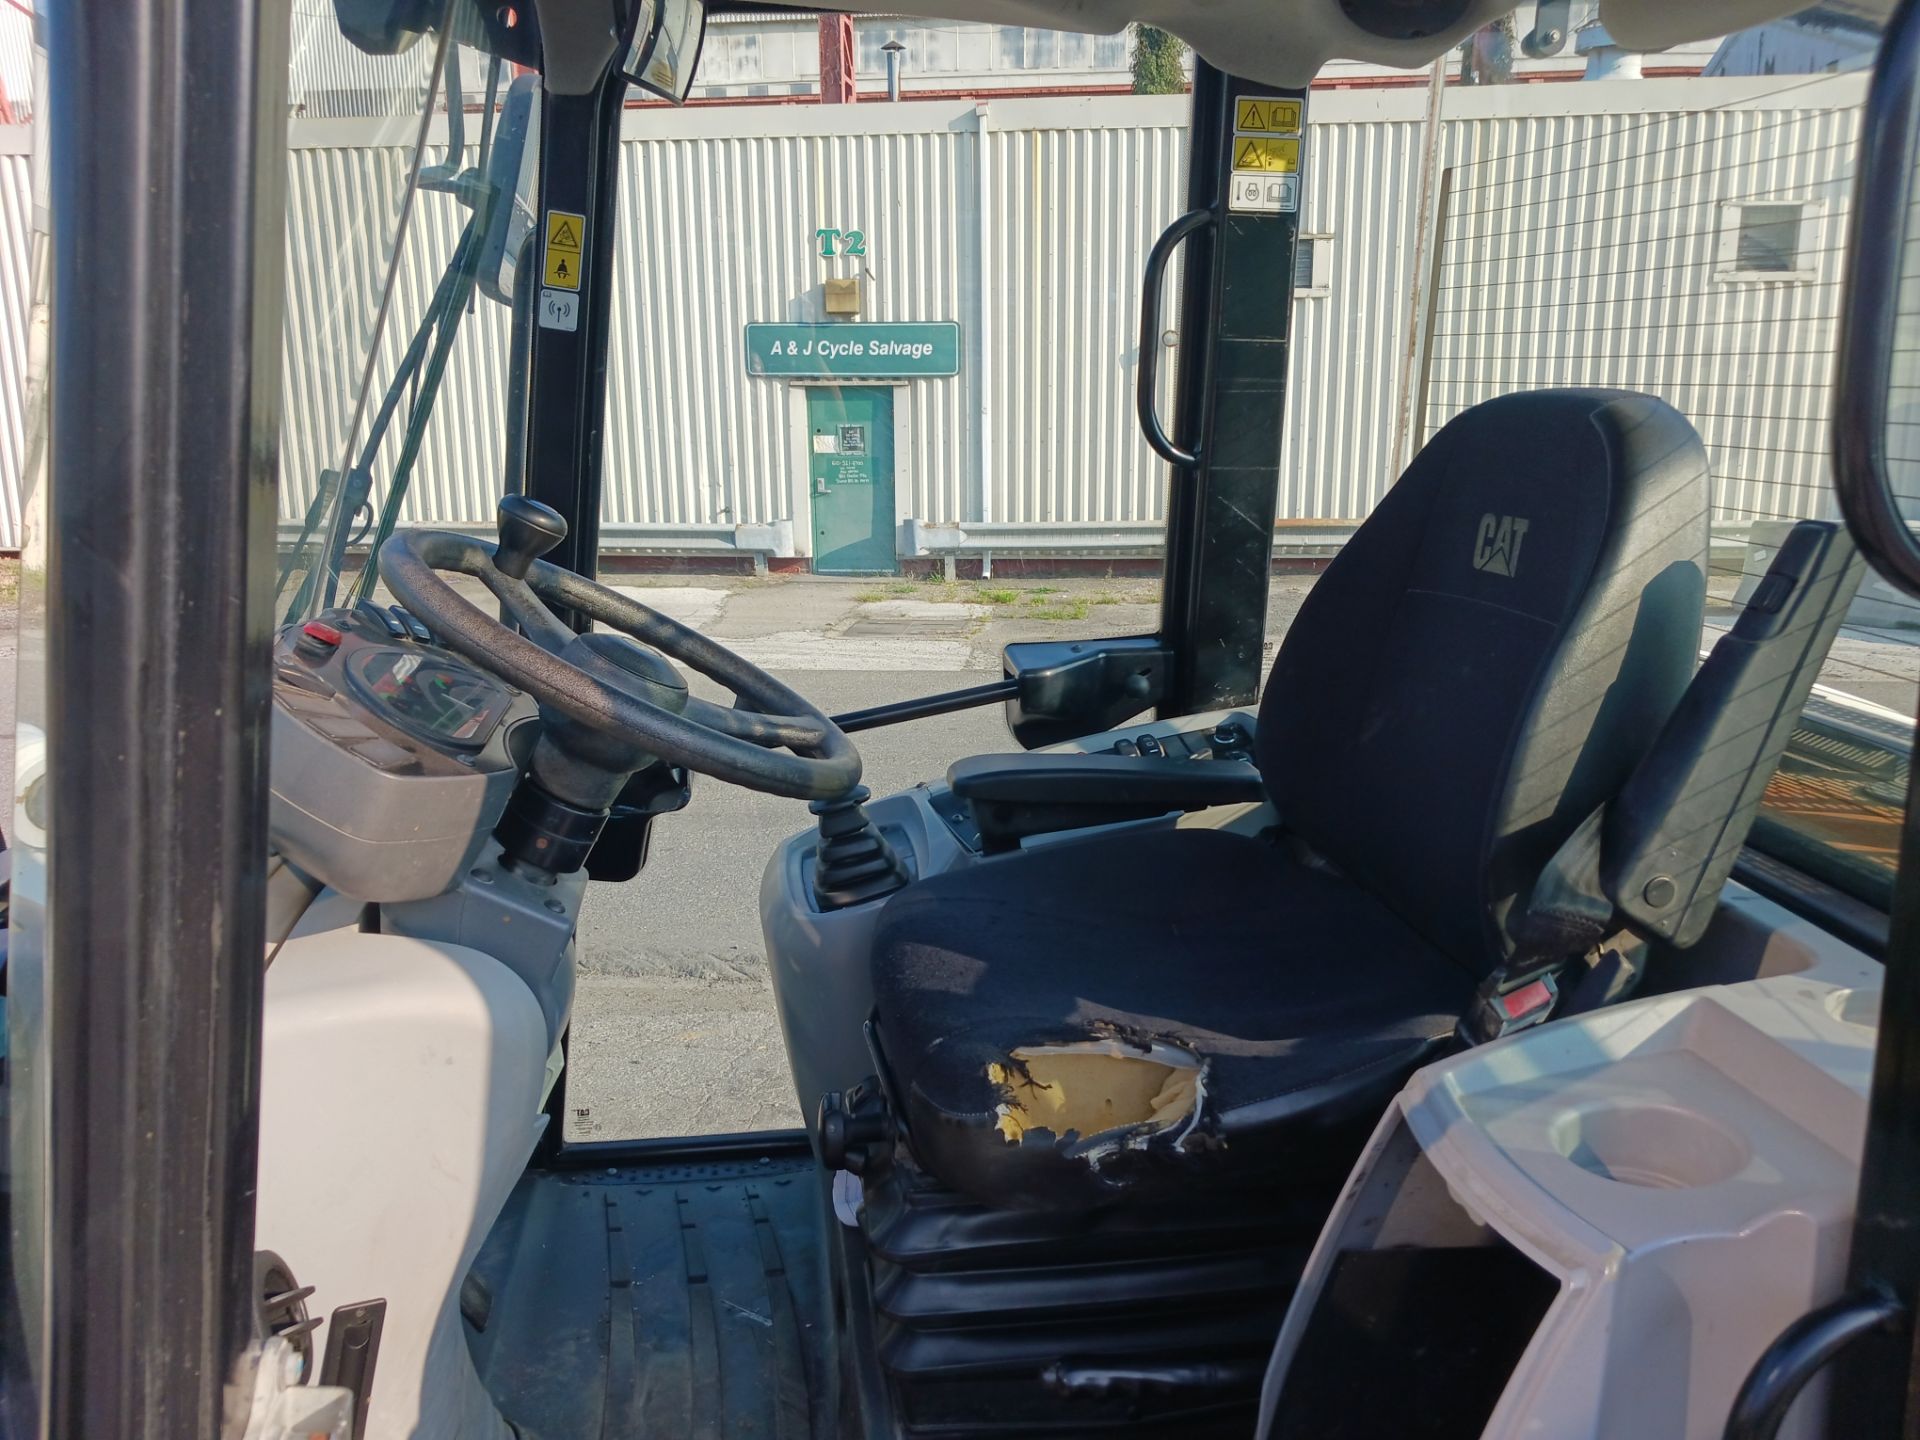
xmin=380 ymin=528 xmax=863 ymax=801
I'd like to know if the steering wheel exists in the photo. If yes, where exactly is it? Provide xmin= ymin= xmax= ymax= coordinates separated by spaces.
xmin=379 ymin=497 xmax=862 ymax=801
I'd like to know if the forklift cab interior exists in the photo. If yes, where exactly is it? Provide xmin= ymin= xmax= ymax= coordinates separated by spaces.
xmin=21 ymin=0 xmax=1920 ymax=1438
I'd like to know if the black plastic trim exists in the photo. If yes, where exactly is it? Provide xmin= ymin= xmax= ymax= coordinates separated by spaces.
xmin=948 ymin=752 xmax=1263 ymax=806
xmin=1731 ymin=850 xmax=1889 ymax=961
xmin=544 ymin=1128 xmax=813 ymax=1170
xmin=948 ymin=751 xmax=1264 ymax=851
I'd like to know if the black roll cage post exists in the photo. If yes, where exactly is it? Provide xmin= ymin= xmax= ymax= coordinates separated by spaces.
xmin=518 ymin=1 xmax=632 ymax=621
xmin=1728 ymin=0 xmax=1920 ymax=1434
xmin=19 ymin=0 xmax=293 ymax=1436
xmin=1155 ymin=61 xmax=1307 ymax=715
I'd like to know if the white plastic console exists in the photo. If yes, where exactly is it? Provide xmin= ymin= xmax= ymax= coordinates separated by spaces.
xmin=1256 ymin=900 xmax=1880 ymax=1440
xmin=255 ymin=924 xmax=550 ymax=1440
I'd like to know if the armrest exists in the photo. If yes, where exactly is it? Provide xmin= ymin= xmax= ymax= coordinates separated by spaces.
xmin=946 ymin=752 xmax=1266 ymax=851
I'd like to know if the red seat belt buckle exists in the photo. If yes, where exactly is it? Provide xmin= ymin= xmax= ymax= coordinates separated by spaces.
xmin=1463 ymin=971 xmax=1561 ymax=1044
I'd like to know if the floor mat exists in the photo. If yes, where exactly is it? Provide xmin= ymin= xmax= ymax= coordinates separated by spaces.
xmin=467 ymin=1153 xmax=832 ymax=1440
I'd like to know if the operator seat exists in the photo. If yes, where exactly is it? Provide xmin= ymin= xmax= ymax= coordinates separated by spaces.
xmin=867 ymin=389 xmax=1711 ymax=1211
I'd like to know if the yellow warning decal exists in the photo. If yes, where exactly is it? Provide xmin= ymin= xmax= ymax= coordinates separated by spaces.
xmin=544 ymin=209 xmax=585 ymax=291
xmin=1235 ymin=98 xmax=1301 ymax=135
xmin=1230 ymin=136 xmax=1300 ymax=175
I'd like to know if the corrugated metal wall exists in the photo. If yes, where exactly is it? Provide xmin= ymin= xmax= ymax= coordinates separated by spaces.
xmin=0 ymin=76 xmax=1871 ymax=555
xmin=278 ymin=117 xmax=520 ymax=536
xmin=1286 ymin=96 xmax=1425 ymax=520
xmin=984 ymin=99 xmax=1188 ymax=526
xmin=603 ymin=107 xmax=981 ymax=530
xmin=1424 ymin=75 xmax=1864 ymax=535
xmin=600 ymin=97 xmax=1191 ymax=535
xmin=0 ymin=132 xmax=31 ymax=550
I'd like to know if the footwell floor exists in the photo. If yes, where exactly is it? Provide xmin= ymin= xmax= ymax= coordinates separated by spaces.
xmin=466 ymin=1152 xmax=832 ymax=1440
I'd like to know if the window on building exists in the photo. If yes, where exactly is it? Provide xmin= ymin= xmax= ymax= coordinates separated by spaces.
xmin=700 ymin=32 xmax=762 ymax=86
xmin=1293 ymin=234 xmax=1330 ymax=296
xmin=996 ymin=25 xmax=1023 ymax=70
xmin=1717 ymin=200 xmax=1818 ymax=282
xmin=1737 ymin=203 xmax=1803 ymax=270
xmin=1091 ymin=31 xmax=1129 ymax=69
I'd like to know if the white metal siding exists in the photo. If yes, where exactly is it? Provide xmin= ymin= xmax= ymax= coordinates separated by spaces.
xmin=279 ymin=124 xmax=518 ymax=534
xmin=601 ymin=114 xmax=978 ymax=530
xmin=6 ymin=78 xmax=1874 ymax=555
xmin=0 ymin=136 xmax=31 ymax=550
xmin=1284 ymin=105 xmax=1425 ymax=520
xmin=1424 ymin=76 xmax=1865 ymax=536
xmin=983 ymin=100 xmax=1188 ymax=526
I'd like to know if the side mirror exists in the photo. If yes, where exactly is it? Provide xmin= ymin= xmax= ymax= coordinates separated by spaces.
xmin=332 ymin=0 xmax=440 ymax=55
xmin=478 ymin=75 xmax=543 ymax=306
xmin=620 ymin=0 xmax=707 ymax=105
xmin=1835 ymin=0 xmax=1920 ymax=601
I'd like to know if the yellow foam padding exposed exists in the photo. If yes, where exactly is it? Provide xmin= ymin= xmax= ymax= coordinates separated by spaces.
xmin=988 ymin=1045 xmax=1199 ymax=1144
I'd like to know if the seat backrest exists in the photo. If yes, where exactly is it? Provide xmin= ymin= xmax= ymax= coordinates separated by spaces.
xmin=1255 ymin=389 xmax=1709 ymax=978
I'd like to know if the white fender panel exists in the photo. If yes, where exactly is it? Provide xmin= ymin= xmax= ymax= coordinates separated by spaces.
xmin=257 ymin=931 xmax=550 ymax=1440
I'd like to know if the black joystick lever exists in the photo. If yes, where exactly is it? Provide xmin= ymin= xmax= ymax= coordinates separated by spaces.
xmin=495 ymin=495 xmax=569 ymax=580
xmin=811 ymin=786 xmax=912 ymax=910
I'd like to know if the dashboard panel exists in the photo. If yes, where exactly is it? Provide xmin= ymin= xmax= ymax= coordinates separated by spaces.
xmin=268 ymin=605 xmax=536 ymax=903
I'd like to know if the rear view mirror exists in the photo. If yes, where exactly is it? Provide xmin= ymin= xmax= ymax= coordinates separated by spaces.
xmin=620 ymin=0 xmax=707 ymax=105
xmin=1836 ymin=0 xmax=1920 ymax=600
xmin=332 ymin=0 xmax=440 ymax=55
xmin=478 ymin=76 xmax=542 ymax=306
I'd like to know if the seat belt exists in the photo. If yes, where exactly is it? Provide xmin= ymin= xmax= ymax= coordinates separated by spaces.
xmin=1460 ymin=808 xmax=1614 ymax=1044
xmin=1458 ymin=521 xmax=1865 ymax=1047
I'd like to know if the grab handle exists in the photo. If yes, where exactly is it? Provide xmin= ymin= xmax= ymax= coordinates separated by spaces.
xmin=1136 ymin=208 xmax=1213 ymax=469
xmin=1724 ymin=1289 xmax=1904 ymax=1440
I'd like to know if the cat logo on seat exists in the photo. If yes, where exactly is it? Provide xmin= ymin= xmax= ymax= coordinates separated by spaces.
xmin=1473 ymin=513 xmax=1530 ymax=577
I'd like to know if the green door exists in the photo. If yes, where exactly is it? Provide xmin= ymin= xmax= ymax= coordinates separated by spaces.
xmin=807 ymin=386 xmax=897 ymax=574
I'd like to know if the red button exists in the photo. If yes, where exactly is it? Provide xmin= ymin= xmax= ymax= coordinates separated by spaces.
xmin=300 ymin=621 xmax=343 ymax=647
xmin=1500 ymin=978 xmax=1554 ymax=1021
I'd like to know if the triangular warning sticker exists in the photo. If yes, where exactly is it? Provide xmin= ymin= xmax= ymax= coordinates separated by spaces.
xmin=1236 ymin=140 xmax=1261 ymax=169
xmin=549 ymin=218 xmax=580 ymax=250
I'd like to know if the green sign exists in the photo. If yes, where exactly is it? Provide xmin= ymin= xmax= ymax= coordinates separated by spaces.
xmin=745 ymin=322 xmax=962 ymax=379
xmin=815 ymin=227 xmax=868 ymax=258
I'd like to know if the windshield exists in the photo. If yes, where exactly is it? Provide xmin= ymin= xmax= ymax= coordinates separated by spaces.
xmin=260 ymin=4 xmax=1920 ymax=1145
xmin=275 ymin=0 xmax=525 ymax=623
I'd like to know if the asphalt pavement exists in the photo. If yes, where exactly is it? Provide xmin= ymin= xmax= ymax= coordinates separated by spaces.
xmin=566 ymin=668 xmax=1012 ymax=1139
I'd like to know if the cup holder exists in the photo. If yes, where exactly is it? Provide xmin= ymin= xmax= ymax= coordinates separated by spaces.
xmin=1824 ymin=986 xmax=1880 ymax=1030
xmin=1550 ymin=1103 xmax=1751 ymax=1189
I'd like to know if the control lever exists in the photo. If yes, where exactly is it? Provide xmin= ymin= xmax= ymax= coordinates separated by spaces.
xmin=494 ymin=495 xmax=569 ymax=579
xmin=810 ymin=786 xmax=912 ymax=909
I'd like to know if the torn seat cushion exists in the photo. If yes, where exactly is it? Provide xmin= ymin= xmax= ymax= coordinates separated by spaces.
xmin=870 ymin=826 xmax=1474 ymax=1210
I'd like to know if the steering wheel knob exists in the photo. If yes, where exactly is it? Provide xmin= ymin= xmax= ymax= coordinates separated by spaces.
xmin=495 ymin=495 xmax=569 ymax=580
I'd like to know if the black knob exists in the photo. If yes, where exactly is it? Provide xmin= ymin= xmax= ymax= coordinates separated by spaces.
xmin=494 ymin=495 xmax=568 ymax=580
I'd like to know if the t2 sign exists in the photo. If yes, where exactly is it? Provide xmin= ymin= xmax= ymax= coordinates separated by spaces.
xmin=816 ymin=227 xmax=868 ymax=259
